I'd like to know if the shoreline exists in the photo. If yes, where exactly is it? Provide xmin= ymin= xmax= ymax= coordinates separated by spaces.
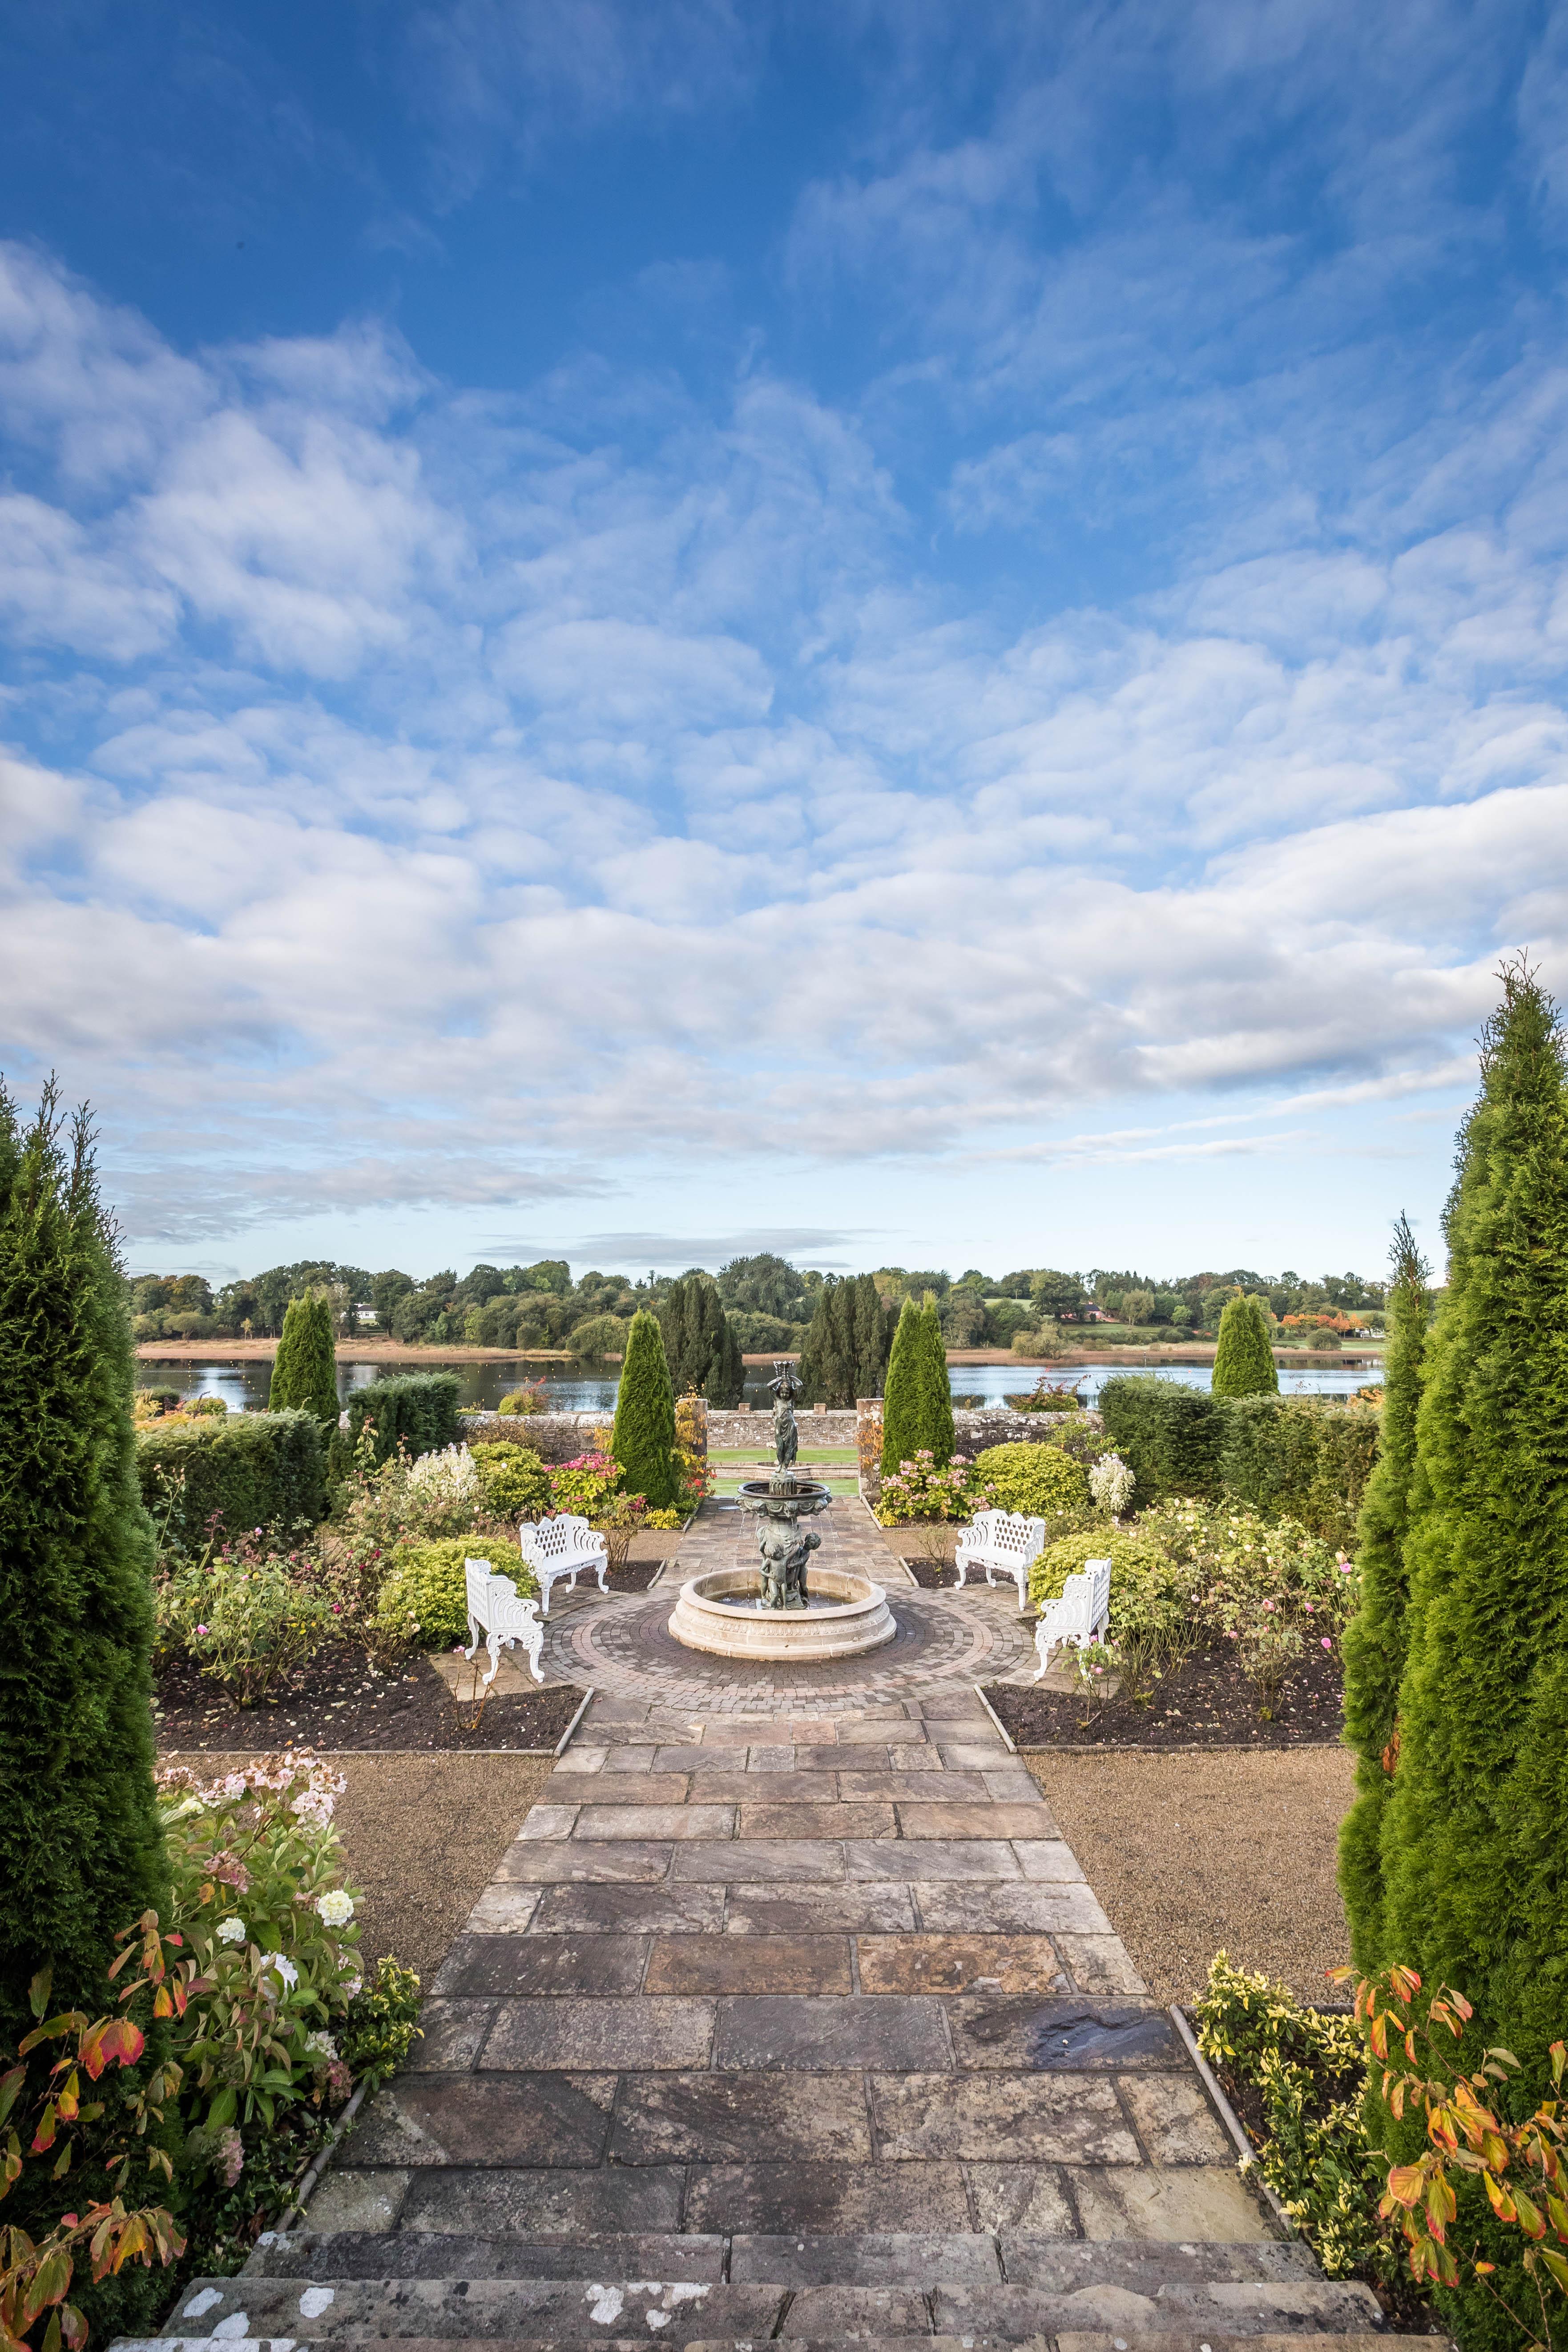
xmin=136 ymin=1338 xmax=1377 ymax=1372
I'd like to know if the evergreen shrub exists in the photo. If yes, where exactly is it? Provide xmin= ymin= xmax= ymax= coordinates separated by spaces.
xmin=1221 ymin=1396 xmax=1381 ymax=1549
xmin=267 ymin=1293 xmax=339 ymax=1423
xmin=1098 ymin=1376 xmax=1225 ymax=1502
xmin=610 ymin=1309 xmax=678 ymax=1509
xmin=1211 ymin=1294 xmax=1279 ymax=1396
xmin=375 ymin=1534 xmax=537 ymax=1649
xmin=1358 ymin=965 xmax=1568 ymax=2351
xmin=979 ymin=1441 xmax=1090 ymax=1520
xmin=470 ymin=1440 xmax=552 ymax=1521
xmin=0 ymin=1081 xmax=168 ymax=2041
xmin=340 ymin=1372 xmax=460 ymax=1469
xmin=138 ymin=1409 xmax=326 ymax=1546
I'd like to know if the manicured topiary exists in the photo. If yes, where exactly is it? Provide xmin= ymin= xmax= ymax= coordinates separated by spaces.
xmin=1370 ymin=963 xmax=1568 ymax=2352
xmin=1098 ymin=1376 xmax=1225 ymax=1502
xmin=268 ymin=1290 xmax=339 ymax=1425
xmin=1211 ymin=1294 xmax=1278 ymax=1396
xmin=611 ymin=1307 xmax=679 ymax=1508
xmin=919 ymin=1300 xmax=956 ymax=1468
xmin=0 ymin=1081 xmax=167 ymax=2040
xmin=1337 ymin=1213 xmax=1430 ymax=1969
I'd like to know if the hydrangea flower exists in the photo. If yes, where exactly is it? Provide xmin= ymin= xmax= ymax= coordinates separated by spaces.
xmin=316 ymin=1888 xmax=355 ymax=1927
xmin=267 ymin=1954 xmax=300 ymax=1990
xmin=216 ymin=1915 xmax=247 ymax=1945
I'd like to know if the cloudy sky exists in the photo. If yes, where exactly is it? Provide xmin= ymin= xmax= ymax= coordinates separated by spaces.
xmin=4 ymin=0 xmax=1566 ymax=1284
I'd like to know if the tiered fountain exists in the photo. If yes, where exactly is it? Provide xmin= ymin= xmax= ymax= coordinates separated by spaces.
xmin=666 ymin=1361 xmax=896 ymax=1661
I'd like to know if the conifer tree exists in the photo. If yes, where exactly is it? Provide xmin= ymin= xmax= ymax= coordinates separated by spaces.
xmin=851 ymin=1273 xmax=893 ymax=1398
xmin=268 ymin=1290 xmax=339 ymax=1424
xmin=1210 ymin=1294 xmax=1278 ymax=1396
xmin=1338 ymin=1213 xmax=1430 ymax=1968
xmin=1370 ymin=962 xmax=1568 ymax=2349
xmin=659 ymin=1273 xmax=743 ymax=1408
xmin=0 ymin=1081 xmax=166 ymax=2039
xmin=879 ymin=1296 xmax=923 ymax=1473
xmin=920 ymin=1298 xmax=956 ymax=1466
xmin=798 ymin=1276 xmax=856 ymax=1406
xmin=611 ymin=1307 xmax=678 ymax=1507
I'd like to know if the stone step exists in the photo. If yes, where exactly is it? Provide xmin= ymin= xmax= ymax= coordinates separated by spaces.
xmin=246 ymin=2232 xmax=1325 ymax=2291
xmin=137 ymin=2270 xmax=1384 ymax=2344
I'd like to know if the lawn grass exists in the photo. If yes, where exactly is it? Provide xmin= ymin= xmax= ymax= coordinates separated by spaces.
xmin=710 ymin=1445 xmax=858 ymax=1463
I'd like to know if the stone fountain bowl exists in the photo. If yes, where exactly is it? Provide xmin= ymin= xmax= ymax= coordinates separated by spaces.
xmin=667 ymin=1565 xmax=898 ymax=1661
xmin=734 ymin=1476 xmax=833 ymax=1514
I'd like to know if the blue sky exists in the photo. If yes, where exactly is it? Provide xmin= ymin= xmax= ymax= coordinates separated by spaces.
xmin=4 ymin=0 xmax=1568 ymax=1283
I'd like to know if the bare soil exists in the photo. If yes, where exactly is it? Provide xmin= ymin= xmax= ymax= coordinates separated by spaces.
xmin=153 ymin=1645 xmax=583 ymax=1753
xmin=988 ymin=1641 xmax=1345 ymax=1750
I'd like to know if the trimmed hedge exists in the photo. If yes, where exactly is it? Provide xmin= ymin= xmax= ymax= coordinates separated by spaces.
xmin=1099 ymin=1377 xmax=1379 ymax=1548
xmin=342 ymin=1372 xmax=461 ymax=1469
xmin=137 ymin=1408 xmax=326 ymax=1545
xmin=1098 ymin=1377 xmax=1226 ymax=1503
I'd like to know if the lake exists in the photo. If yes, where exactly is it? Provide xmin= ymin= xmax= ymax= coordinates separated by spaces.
xmin=138 ymin=1356 xmax=1378 ymax=1415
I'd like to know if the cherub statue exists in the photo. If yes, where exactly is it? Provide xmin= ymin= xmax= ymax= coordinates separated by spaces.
xmin=757 ymin=1510 xmax=821 ymax=1609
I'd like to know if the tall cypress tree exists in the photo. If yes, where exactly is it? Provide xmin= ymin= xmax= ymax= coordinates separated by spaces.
xmin=1370 ymin=964 xmax=1568 ymax=2349
xmin=920 ymin=1299 xmax=956 ymax=1467
xmin=798 ymin=1277 xmax=856 ymax=1406
xmin=1338 ymin=1213 xmax=1430 ymax=1968
xmin=879 ymin=1296 xmax=924 ymax=1473
xmin=659 ymin=1272 xmax=744 ymax=1408
xmin=1211 ymin=1295 xmax=1278 ymax=1396
xmin=0 ymin=1081 xmax=167 ymax=2039
xmin=611 ymin=1307 xmax=678 ymax=1508
xmin=269 ymin=1290 xmax=339 ymax=1425
xmin=851 ymin=1273 xmax=892 ymax=1398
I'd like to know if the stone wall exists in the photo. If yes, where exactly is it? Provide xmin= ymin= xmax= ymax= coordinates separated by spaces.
xmin=705 ymin=1407 xmax=858 ymax=1449
xmin=459 ymin=1410 xmax=609 ymax=1463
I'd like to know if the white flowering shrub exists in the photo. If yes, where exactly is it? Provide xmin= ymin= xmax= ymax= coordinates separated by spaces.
xmin=1089 ymin=1452 xmax=1135 ymax=1517
xmin=405 ymin=1443 xmax=483 ymax=1503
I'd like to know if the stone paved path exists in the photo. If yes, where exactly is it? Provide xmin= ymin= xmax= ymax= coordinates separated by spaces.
xmin=122 ymin=1502 xmax=1415 ymax=2352
xmin=306 ymin=1509 xmax=1257 ymax=2244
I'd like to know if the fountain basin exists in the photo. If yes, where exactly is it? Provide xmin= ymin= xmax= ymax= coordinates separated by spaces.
xmin=667 ymin=1566 xmax=898 ymax=1661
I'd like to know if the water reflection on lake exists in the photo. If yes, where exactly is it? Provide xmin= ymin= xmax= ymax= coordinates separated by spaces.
xmin=138 ymin=1354 xmax=1378 ymax=1416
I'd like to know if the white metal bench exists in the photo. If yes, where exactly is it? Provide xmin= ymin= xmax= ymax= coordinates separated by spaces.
xmin=1032 ymin=1557 xmax=1112 ymax=1679
xmin=954 ymin=1508 xmax=1047 ymax=1611
xmin=517 ymin=1512 xmax=609 ymax=1617
xmin=463 ymin=1557 xmax=545 ymax=1690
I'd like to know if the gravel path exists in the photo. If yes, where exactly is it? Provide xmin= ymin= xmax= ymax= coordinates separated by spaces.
xmin=1027 ymin=1744 xmax=1356 ymax=2004
xmin=167 ymin=1752 xmax=553 ymax=1986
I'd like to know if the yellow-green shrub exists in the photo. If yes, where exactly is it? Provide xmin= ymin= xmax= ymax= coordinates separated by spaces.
xmin=1027 ymin=1526 xmax=1183 ymax=1626
xmin=979 ymin=1441 xmax=1089 ymax=1519
xmin=374 ymin=1536 xmax=537 ymax=1649
xmin=470 ymin=1441 xmax=551 ymax=1521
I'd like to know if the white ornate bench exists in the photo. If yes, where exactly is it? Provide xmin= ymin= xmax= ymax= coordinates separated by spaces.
xmin=463 ymin=1557 xmax=545 ymax=1690
xmin=954 ymin=1508 xmax=1047 ymax=1611
xmin=517 ymin=1512 xmax=609 ymax=1617
xmin=1033 ymin=1557 xmax=1112 ymax=1679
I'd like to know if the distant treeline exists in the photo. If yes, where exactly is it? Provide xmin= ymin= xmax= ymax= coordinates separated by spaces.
xmin=126 ymin=1251 xmax=1388 ymax=1360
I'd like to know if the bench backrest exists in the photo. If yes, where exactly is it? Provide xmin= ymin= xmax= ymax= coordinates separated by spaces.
xmin=465 ymin=1556 xmax=538 ymax=1629
xmin=1048 ymin=1557 xmax=1111 ymax=1634
xmin=518 ymin=1513 xmax=594 ymax=1565
xmin=969 ymin=1508 xmax=1047 ymax=1559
